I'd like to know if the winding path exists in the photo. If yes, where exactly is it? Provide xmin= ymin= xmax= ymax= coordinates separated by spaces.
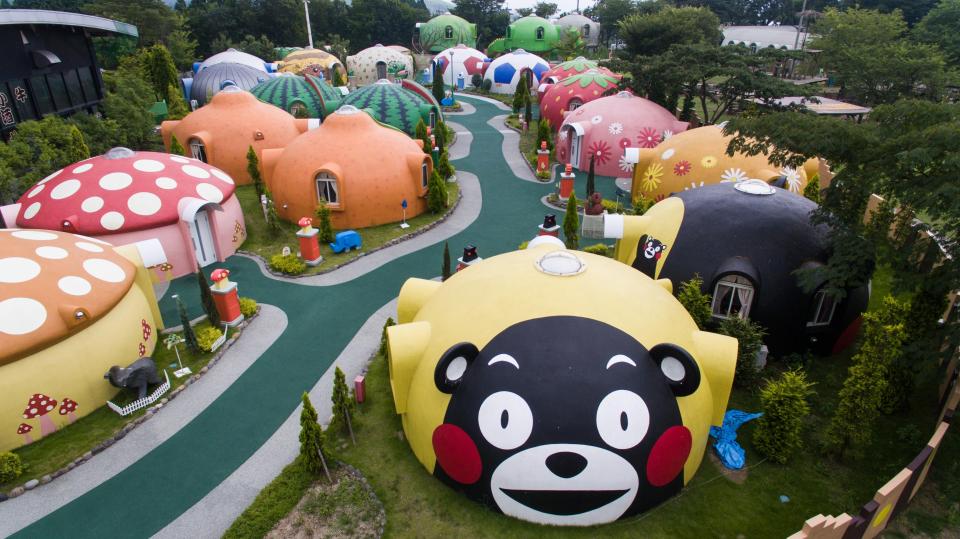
xmin=2 ymin=95 xmax=560 ymax=539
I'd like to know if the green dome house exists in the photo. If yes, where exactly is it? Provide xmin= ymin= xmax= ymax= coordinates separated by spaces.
xmin=250 ymin=74 xmax=344 ymax=118
xmin=486 ymin=15 xmax=566 ymax=55
xmin=415 ymin=13 xmax=477 ymax=53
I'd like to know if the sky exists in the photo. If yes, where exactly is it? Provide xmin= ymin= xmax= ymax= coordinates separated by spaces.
xmin=502 ymin=0 xmax=598 ymax=15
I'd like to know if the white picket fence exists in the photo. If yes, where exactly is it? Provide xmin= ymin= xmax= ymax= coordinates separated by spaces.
xmin=107 ymin=370 xmax=171 ymax=416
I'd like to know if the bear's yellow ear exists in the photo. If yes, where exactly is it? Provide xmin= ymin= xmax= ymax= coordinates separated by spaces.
xmin=387 ymin=321 xmax=431 ymax=414
xmin=397 ymin=278 xmax=442 ymax=324
xmin=691 ymin=330 xmax=738 ymax=427
xmin=655 ymin=278 xmax=673 ymax=294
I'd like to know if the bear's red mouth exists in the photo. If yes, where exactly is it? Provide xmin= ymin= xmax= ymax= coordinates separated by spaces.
xmin=500 ymin=488 xmax=630 ymax=516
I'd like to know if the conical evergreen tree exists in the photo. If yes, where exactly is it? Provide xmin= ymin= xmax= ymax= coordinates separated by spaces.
xmin=169 ymin=134 xmax=187 ymax=156
xmin=316 ymin=200 xmax=334 ymax=243
xmin=299 ymin=392 xmax=332 ymax=481
xmin=432 ymin=62 xmax=445 ymax=104
xmin=246 ymin=145 xmax=264 ymax=199
xmin=563 ymin=192 xmax=579 ymax=249
xmin=586 ymin=154 xmax=596 ymax=197
xmin=442 ymin=242 xmax=451 ymax=281
xmin=197 ymin=265 xmax=221 ymax=327
xmin=176 ymin=295 xmax=200 ymax=354
xmin=332 ymin=367 xmax=356 ymax=445
xmin=415 ymin=119 xmax=430 ymax=154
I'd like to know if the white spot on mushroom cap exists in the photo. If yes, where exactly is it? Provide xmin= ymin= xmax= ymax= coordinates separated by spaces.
xmin=22 ymin=202 xmax=41 ymax=219
xmin=99 ymin=172 xmax=133 ymax=191
xmin=0 ymin=297 xmax=46 ymax=335
xmin=81 ymin=196 xmax=104 ymax=213
xmin=72 ymin=163 xmax=93 ymax=174
xmin=58 ymin=275 xmax=92 ymax=296
xmin=170 ymin=155 xmax=190 ymax=164
xmin=83 ymin=258 xmax=126 ymax=282
xmin=11 ymin=230 xmax=57 ymax=241
xmin=127 ymin=192 xmax=162 ymax=216
xmin=38 ymin=169 xmax=61 ymax=184
xmin=196 ymin=183 xmax=224 ymax=203
xmin=660 ymin=148 xmax=675 ymax=160
xmin=75 ymin=241 xmax=104 ymax=253
xmin=133 ymin=159 xmax=165 ymax=172
xmin=50 ymin=179 xmax=82 ymax=200
xmin=36 ymin=246 xmax=68 ymax=260
xmin=75 ymin=234 xmax=110 ymax=245
xmin=0 ymin=257 xmax=41 ymax=283
xmin=100 ymin=211 xmax=125 ymax=231
xmin=210 ymin=168 xmax=235 ymax=184
xmin=155 ymin=177 xmax=177 ymax=190
xmin=182 ymin=164 xmax=210 ymax=179
xmin=27 ymin=184 xmax=45 ymax=198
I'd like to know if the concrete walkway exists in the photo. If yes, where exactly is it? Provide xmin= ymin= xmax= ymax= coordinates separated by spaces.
xmin=446 ymin=120 xmax=472 ymax=161
xmin=0 ymin=305 xmax=288 ymax=535
xmin=489 ymin=114 xmax=539 ymax=183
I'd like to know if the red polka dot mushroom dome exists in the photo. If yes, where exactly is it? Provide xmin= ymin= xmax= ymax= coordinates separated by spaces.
xmin=0 ymin=228 xmax=162 ymax=452
xmin=0 ymin=148 xmax=246 ymax=280
xmin=556 ymin=91 xmax=690 ymax=179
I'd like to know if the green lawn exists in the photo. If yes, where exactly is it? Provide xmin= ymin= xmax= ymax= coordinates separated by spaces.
xmin=0 ymin=323 xmax=221 ymax=492
xmin=236 ymin=183 xmax=459 ymax=276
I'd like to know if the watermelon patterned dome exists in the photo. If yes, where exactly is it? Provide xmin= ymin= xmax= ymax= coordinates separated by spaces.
xmin=539 ymin=70 xmax=620 ymax=130
xmin=340 ymin=80 xmax=440 ymax=136
xmin=251 ymin=74 xmax=340 ymax=118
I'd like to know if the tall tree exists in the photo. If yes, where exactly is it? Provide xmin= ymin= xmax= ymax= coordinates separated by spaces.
xmin=299 ymin=392 xmax=332 ymax=481
xmin=563 ymin=192 xmax=579 ymax=249
xmin=589 ymin=0 xmax=638 ymax=46
xmin=175 ymin=294 xmax=200 ymax=354
xmin=0 ymin=116 xmax=90 ymax=204
xmin=332 ymin=366 xmax=356 ymax=445
xmin=617 ymin=5 xmax=721 ymax=57
xmin=246 ymin=145 xmax=264 ymax=200
xmin=197 ymin=265 xmax=221 ymax=328
xmin=442 ymin=242 xmax=452 ymax=281
xmin=914 ymin=0 xmax=960 ymax=66
xmin=84 ymin=0 xmax=180 ymax=45
xmin=533 ymin=1 xmax=558 ymax=18
xmin=586 ymin=154 xmax=596 ymax=197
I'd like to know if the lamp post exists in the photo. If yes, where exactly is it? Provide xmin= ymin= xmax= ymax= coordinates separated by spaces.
xmin=303 ymin=0 xmax=314 ymax=49
xmin=449 ymin=51 xmax=455 ymax=102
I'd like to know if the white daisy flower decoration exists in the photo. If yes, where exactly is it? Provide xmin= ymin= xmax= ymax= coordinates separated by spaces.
xmin=608 ymin=122 xmax=623 ymax=135
xmin=683 ymin=181 xmax=706 ymax=191
xmin=558 ymin=130 xmax=568 ymax=142
xmin=781 ymin=167 xmax=802 ymax=192
xmin=720 ymin=168 xmax=748 ymax=183
xmin=618 ymin=155 xmax=635 ymax=172
xmin=591 ymin=114 xmax=603 ymax=124
xmin=661 ymin=129 xmax=673 ymax=141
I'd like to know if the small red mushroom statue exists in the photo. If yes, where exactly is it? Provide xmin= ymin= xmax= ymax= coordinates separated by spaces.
xmin=297 ymin=216 xmax=315 ymax=235
xmin=17 ymin=423 xmax=33 ymax=444
xmin=210 ymin=268 xmax=232 ymax=291
xmin=59 ymin=398 xmax=79 ymax=423
xmin=22 ymin=393 xmax=58 ymax=436
xmin=209 ymin=268 xmax=243 ymax=326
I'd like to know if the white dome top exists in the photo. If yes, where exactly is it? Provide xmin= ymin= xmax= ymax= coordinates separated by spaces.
xmin=200 ymin=48 xmax=268 ymax=73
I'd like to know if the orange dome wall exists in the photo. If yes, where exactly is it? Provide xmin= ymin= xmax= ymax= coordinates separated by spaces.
xmin=160 ymin=88 xmax=308 ymax=186
xmin=261 ymin=108 xmax=431 ymax=230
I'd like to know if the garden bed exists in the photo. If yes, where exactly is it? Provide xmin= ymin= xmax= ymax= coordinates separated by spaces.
xmin=0 ymin=308 xmax=261 ymax=498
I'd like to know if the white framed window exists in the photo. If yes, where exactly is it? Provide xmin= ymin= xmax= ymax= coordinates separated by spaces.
xmin=582 ymin=24 xmax=590 ymax=37
xmin=421 ymin=162 xmax=429 ymax=188
xmin=567 ymin=98 xmax=583 ymax=111
xmin=536 ymin=27 xmax=545 ymax=40
xmin=445 ymin=25 xmax=454 ymax=39
xmin=807 ymin=289 xmax=838 ymax=327
xmin=712 ymin=274 xmax=754 ymax=320
xmin=429 ymin=111 xmax=436 ymax=129
xmin=315 ymin=172 xmax=340 ymax=205
xmin=189 ymin=138 xmax=207 ymax=162
xmin=289 ymin=102 xmax=307 ymax=117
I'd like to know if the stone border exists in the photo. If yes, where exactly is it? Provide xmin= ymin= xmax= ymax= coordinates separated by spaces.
xmin=0 ymin=307 xmax=262 ymax=502
xmin=338 ymin=462 xmax=386 ymax=539
xmin=242 ymin=189 xmax=463 ymax=280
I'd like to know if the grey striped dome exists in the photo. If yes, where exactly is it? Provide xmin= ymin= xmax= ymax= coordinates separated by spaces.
xmin=191 ymin=63 xmax=269 ymax=106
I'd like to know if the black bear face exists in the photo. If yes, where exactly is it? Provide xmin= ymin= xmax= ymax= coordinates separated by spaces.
xmin=643 ymin=236 xmax=667 ymax=261
xmin=632 ymin=235 xmax=668 ymax=278
xmin=430 ymin=316 xmax=700 ymax=526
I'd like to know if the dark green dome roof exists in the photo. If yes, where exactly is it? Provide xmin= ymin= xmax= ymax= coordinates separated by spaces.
xmin=250 ymin=74 xmax=341 ymax=118
xmin=340 ymin=80 xmax=437 ymax=135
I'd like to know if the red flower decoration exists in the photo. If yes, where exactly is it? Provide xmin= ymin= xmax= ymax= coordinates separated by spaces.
xmin=673 ymin=160 xmax=692 ymax=176
xmin=618 ymin=137 xmax=632 ymax=149
xmin=637 ymin=127 xmax=660 ymax=148
xmin=655 ymin=193 xmax=667 ymax=202
xmin=588 ymin=140 xmax=613 ymax=165
xmin=138 ymin=343 xmax=146 ymax=357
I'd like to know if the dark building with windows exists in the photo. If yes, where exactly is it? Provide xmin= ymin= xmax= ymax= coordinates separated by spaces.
xmin=0 ymin=9 xmax=137 ymax=137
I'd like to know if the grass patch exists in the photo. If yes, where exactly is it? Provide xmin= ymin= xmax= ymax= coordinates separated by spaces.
xmin=223 ymin=457 xmax=316 ymax=539
xmin=325 ymin=335 xmax=957 ymax=536
xmin=0 ymin=324 xmax=218 ymax=492
xmin=236 ymin=183 xmax=459 ymax=276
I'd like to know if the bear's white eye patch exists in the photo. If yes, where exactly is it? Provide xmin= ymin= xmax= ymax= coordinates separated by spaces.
xmin=596 ymin=390 xmax=650 ymax=450
xmin=660 ymin=356 xmax=685 ymax=382
xmin=446 ymin=356 xmax=469 ymax=381
xmin=606 ymin=354 xmax=637 ymax=369
xmin=488 ymin=353 xmax=519 ymax=369
xmin=478 ymin=391 xmax=533 ymax=450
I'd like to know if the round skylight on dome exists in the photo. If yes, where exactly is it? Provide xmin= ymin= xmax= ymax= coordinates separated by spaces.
xmin=104 ymin=147 xmax=134 ymax=160
xmin=535 ymin=250 xmax=587 ymax=276
xmin=375 ymin=79 xmax=391 ymax=84
xmin=615 ymin=91 xmax=634 ymax=98
xmin=220 ymin=83 xmax=242 ymax=93
xmin=734 ymin=179 xmax=776 ymax=196
xmin=337 ymin=105 xmax=362 ymax=115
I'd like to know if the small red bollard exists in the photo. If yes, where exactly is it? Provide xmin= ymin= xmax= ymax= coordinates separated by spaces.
xmin=354 ymin=375 xmax=366 ymax=403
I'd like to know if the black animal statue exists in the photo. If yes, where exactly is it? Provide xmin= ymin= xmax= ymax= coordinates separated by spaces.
xmin=105 ymin=358 xmax=162 ymax=399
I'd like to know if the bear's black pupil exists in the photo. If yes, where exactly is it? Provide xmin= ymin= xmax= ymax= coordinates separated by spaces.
xmin=620 ymin=411 xmax=628 ymax=430
xmin=501 ymin=410 xmax=509 ymax=429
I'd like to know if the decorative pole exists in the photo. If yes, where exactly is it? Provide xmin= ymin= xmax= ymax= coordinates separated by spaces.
xmin=400 ymin=199 xmax=410 ymax=229
xmin=303 ymin=0 xmax=314 ymax=49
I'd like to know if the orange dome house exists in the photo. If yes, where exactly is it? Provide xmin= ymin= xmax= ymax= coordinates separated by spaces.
xmin=261 ymin=106 xmax=431 ymax=229
xmin=160 ymin=86 xmax=312 ymax=186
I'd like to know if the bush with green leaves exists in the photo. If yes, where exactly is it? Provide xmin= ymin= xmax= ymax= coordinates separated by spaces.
xmin=481 ymin=78 xmax=492 ymax=92
xmin=269 ymin=253 xmax=307 ymax=275
xmin=753 ymin=369 xmax=814 ymax=464
xmin=537 ymin=118 xmax=553 ymax=152
xmin=803 ymin=173 xmax=821 ymax=203
xmin=380 ymin=317 xmax=395 ymax=357
xmin=315 ymin=200 xmax=335 ymax=244
xmin=0 ymin=451 xmax=23 ymax=483
xmin=471 ymin=73 xmax=483 ymax=87
xmin=677 ymin=274 xmax=712 ymax=330
xmin=718 ymin=317 xmax=766 ymax=388
xmin=427 ymin=169 xmax=448 ymax=213
xmin=299 ymin=392 xmax=331 ymax=481
xmin=582 ymin=243 xmax=610 ymax=257
xmin=196 ymin=325 xmax=224 ymax=353
xmin=239 ymin=297 xmax=258 ymax=318
xmin=437 ymin=149 xmax=455 ymax=180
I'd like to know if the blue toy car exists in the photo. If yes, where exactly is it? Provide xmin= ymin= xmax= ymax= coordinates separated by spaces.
xmin=330 ymin=230 xmax=362 ymax=253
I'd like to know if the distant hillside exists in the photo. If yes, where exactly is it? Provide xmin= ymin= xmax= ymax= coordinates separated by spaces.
xmin=160 ymin=0 xmax=453 ymax=15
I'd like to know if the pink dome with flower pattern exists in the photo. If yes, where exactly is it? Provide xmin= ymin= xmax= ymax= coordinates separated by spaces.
xmin=556 ymin=91 xmax=689 ymax=178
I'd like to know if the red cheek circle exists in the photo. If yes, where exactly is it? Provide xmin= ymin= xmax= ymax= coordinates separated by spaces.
xmin=646 ymin=425 xmax=692 ymax=487
xmin=432 ymin=423 xmax=483 ymax=485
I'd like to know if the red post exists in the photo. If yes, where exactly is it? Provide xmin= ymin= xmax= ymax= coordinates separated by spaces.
xmin=354 ymin=375 xmax=366 ymax=403
xmin=296 ymin=217 xmax=323 ymax=266
xmin=537 ymin=141 xmax=550 ymax=174
xmin=559 ymin=164 xmax=576 ymax=199
xmin=210 ymin=269 xmax=243 ymax=326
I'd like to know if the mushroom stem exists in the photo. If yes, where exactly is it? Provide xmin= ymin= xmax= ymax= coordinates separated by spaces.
xmin=22 ymin=433 xmax=33 ymax=444
xmin=68 ymin=412 xmax=77 ymax=423
xmin=38 ymin=414 xmax=56 ymax=436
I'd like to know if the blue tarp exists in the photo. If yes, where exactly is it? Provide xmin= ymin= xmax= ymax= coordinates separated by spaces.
xmin=708 ymin=409 xmax=763 ymax=470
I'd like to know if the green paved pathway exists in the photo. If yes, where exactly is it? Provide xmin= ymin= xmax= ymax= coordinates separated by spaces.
xmin=15 ymin=97 xmax=561 ymax=538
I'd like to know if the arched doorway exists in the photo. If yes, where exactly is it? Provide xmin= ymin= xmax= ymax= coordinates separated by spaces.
xmin=376 ymin=61 xmax=387 ymax=80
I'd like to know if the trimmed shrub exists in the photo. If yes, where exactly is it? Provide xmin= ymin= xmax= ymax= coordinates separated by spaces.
xmin=239 ymin=297 xmax=258 ymax=318
xmin=563 ymin=192 xmax=579 ymax=249
xmin=0 ymin=451 xmax=23 ymax=483
xmin=582 ymin=243 xmax=610 ymax=257
xmin=803 ymin=173 xmax=821 ymax=203
xmin=380 ymin=317 xmax=395 ymax=357
xmin=600 ymin=199 xmax=623 ymax=213
xmin=197 ymin=266 xmax=220 ymax=327
xmin=481 ymin=78 xmax=492 ymax=92
xmin=518 ymin=240 xmax=529 ymax=250
xmin=677 ymin=274 xmax=712 ymax=330
xmin=269 ymin=253 xmax=307 ymax=275
xmin=196 ymin=325 xmax=224 ymax=352
xmin=753 ymin=369 xmax=814 ymax=464
xmin=315 ymin=200 xmax=335 ymax=244
xmin=719 ymin=317 xmax=766 ymax=389
xmin=427 ymin=169 xmax=448 ymax=213
xmin=470 ymin=73 xmax=483 ymax=87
